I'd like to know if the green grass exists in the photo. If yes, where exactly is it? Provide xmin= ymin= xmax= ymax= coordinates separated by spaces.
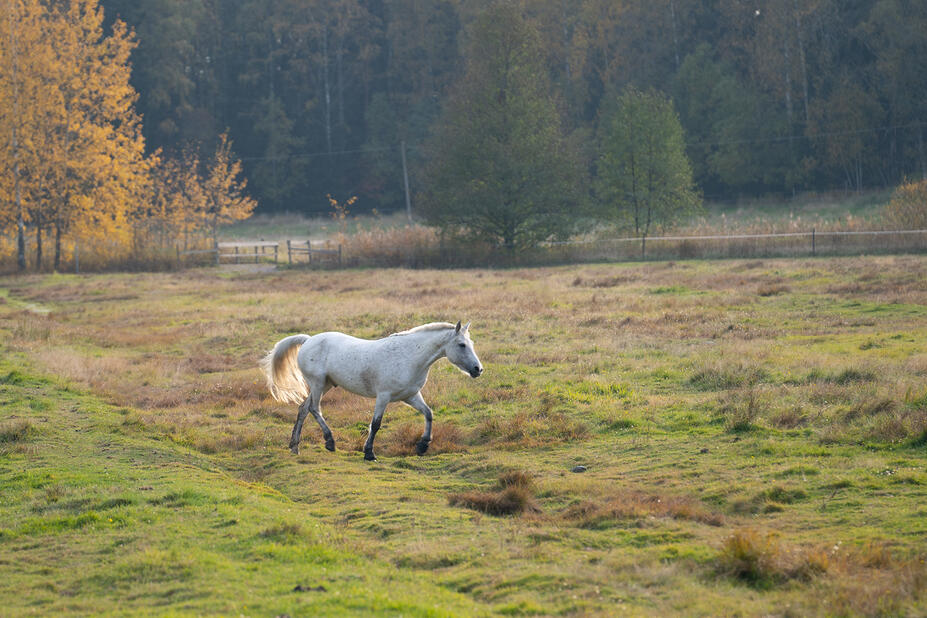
xmin=2 ymin=254 xmax=927 ymax=615
xmin=0 ymin=359 xmax=486 ymax=616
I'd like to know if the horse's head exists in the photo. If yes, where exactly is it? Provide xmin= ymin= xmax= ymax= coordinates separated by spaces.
xmin=446 ymin=321 xmax=482 ymax=378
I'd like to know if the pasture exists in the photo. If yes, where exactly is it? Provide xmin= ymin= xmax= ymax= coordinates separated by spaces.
xmin=1 ymin=255 xmax=926 ymax=615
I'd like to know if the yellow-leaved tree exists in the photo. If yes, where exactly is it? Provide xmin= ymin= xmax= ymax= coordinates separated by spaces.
xmin=0 ymin=0 xmax=54 ymax=269
xmin=45 ymin=0 xmax=151 ymax=269
xmin=146 ymin=149 xmax=206 ymax=254
xmin=199 ymin=132 xmax=256 ymax=249
xmin=1 ymin=0 xmax=152 ymax=270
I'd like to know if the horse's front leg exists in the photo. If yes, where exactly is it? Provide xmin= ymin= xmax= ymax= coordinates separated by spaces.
xmin=404 ymin=392 xmax=433 ymax=456
xmin=363 ymin=394 xmax=389 ymax=462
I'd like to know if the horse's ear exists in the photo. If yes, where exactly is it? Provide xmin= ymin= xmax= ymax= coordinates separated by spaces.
xmin=455 ymin=321 xmax=462 ymax=334
xmin=463 ymin=322 xmax=471 ymax=333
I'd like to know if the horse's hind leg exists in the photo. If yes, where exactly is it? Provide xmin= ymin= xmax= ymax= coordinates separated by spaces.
xmin=308 ymin=391 xmax=335 ymax=452
xmin=404 ymin=392 xmax=433 ymax=455
xmin=289 ymin=398 xmax=311 ymax=454
xmin=289 ymin=384 xmax=334 ymax=454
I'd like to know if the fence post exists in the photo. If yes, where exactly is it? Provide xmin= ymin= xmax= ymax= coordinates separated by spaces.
xmin=287 ymin=240 xmax=292 ymax=264
xmin=274 ymin=243 xmax=278 ymax=264
xmin=812 ymin=228 xmax=816 ymax=256
xmin=338 ymin=244 xmax=343 ymax=266
xmin=307 ymin=240 xmax=312 ymax=265
xmin=74 ymin=238 xmax=80 ymax=274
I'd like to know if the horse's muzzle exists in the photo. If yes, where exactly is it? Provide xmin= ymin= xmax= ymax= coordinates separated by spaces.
xmin=469 ymin=366 xmax=483 ymax=378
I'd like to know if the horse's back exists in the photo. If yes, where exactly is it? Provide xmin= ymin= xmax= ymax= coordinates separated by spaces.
xmin=297 ymin=331 xmax=384 ymax=396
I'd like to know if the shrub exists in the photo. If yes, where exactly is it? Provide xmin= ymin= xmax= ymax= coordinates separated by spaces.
xmin=883 ymin=178 xmax=927 ymax=230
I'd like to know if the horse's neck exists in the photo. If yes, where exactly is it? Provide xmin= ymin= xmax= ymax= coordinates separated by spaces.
xmin=404 ymin=329 xmax=452 ymax=370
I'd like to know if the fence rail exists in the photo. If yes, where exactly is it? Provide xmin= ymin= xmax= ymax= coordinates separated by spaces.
xmin=536 ymin=228 xmax=927 ymax=263
xmin=7 ymin=228 xmax=924 ymax=274
xmin=219 ymin=241 xmax=279 ymax=264
xmin=286 ymin=240 xmax=342 ymax=266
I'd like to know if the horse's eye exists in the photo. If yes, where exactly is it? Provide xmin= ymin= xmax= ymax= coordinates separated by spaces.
xmin=458 ymin=343 xmax=466 ymax=348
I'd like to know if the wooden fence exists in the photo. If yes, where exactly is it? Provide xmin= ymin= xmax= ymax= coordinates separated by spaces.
xmin=179 ymin=241 xmax=279 ymax=265
xmin=24 ymin=228 xmax=921 ymax=274
xmin=539 ymin=228 xmax=927 ymax=263
xmin=177 ymin=240 xmax=343 ymax=267
xmin=285 ymin=240 xmax=342 ymax=266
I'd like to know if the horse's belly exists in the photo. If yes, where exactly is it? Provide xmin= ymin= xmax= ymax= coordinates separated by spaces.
xmin=328 ymin=370 xmax=378 ymax=399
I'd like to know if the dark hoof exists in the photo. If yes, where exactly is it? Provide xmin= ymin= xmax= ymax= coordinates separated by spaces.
xmin=364 ymin=450 xmax=377 ymax=462
xmin=289 ymin=443 xmax=299 ymax=455
xmin=416 ymin=439 xmax=431 ymax=456
xmin=325 ymin=438 xmax=335 ymax=452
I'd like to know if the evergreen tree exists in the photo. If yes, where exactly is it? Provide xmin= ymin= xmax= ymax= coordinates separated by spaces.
xmin=421 ymin=2 xmax=582 ymax=250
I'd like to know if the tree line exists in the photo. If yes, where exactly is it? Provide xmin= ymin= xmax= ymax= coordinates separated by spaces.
xmin=4 ymin=0 xmax=927 ymax=265
xmin=1 ymin=0 xmax=254 ymax=270
xmin=98 ymin=0 xmax=927 ymax=216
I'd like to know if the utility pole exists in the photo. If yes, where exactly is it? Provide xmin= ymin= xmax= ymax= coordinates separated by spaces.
xmin=401 ymin=140 xmax=412 ymax=223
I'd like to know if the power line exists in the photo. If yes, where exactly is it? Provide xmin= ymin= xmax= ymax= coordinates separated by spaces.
xmin=239 ymin=145 xmax=395 ymax=162
xmin=237 ymin=120 xmax=926 ymax=163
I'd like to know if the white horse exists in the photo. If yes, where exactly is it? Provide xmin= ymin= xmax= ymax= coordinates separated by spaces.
xmin=260 ymin=321 xmax=482 ymax=461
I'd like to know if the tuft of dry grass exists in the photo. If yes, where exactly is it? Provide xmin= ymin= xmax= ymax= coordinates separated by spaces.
xmin=471 ymin=393 xmax=589 ymax=447
xmin=770 ymin=405 xmax=808 ymax=429
xmin=259 ymin=522 xmax=309 ymax=543
xmin=448 ymin=470 xmax=539 ymax=516
xmin=717 ymin=528 xmax=828 ymax=587
xmin=563 ymin=490 xmax=724 ymax=528
xmin=715 ymin=535 xmax=927 ymax=614
xmin=819 ymin=542 xmax=927 ymax=615
xmin=0 ymin=419 xmax=34 ymax=443
xmin=757 ymin=283 xmax=790 ymax=297
xmin=716 ymin=387 xmax=770 ymax=432
xmin=689 ymin=361 xmax=768 ymax=391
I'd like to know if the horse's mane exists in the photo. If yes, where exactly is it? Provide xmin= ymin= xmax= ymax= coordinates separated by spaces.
xmin=389 ymin=322 xmax=456 ymax=337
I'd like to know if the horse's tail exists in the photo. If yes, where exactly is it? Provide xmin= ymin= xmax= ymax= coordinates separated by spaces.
xmin=260 ymin=334 xmax=311 ymax=404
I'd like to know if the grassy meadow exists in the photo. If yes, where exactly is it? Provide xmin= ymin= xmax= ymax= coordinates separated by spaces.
xmin=2 ymin=255 xmax=926 ymax=615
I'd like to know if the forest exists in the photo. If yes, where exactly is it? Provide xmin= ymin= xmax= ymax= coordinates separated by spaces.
xmin=3 ymin=0 xmax=927 ymax=269
xmin=100 ymin=0 xmax=927 ymax=214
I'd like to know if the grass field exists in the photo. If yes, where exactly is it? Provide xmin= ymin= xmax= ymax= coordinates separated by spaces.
xmin=2 ymin=255 xmax=926 ymax=615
